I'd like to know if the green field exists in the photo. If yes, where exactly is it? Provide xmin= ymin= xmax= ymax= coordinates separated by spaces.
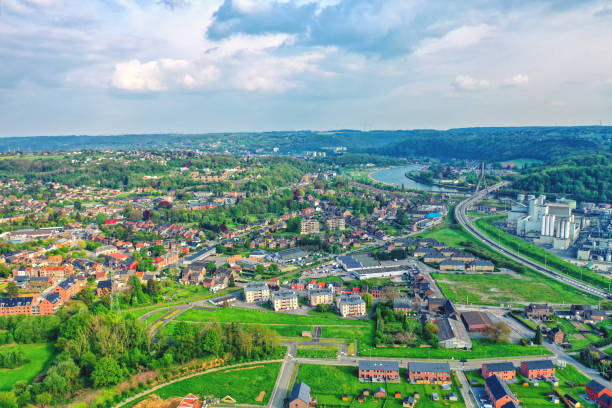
xmin=296 ymin=365 xmax=464 ymax=408
xmin=419 ymin=226 xmax=482 ymax=248
xmin=297 ymin=348 xmax=339 ymax=358
xmin=358 ymin=338 xmax=550 ymax=359
xmin=0 ymin=343 xmax=55 ymax=391
xmin=176 ymin=307 xmax=370 ymax=326
xmin=434 ymin=272 xmax=595 ymax=306
xmin=465 ymin=364 xmax=590 ymax=408
xmin=125 ymin=362 xmax=282 ymax=408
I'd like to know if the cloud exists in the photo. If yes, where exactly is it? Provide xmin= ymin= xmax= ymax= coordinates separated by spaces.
xmin=111 ymin=35 xmax=327 ymax=93
xmin=503 ymin=74 xmax=529 ymax=86
xmin=415 ymin=24 xmax=493 ymax=56
xmin=452 ymin=75 xmax=492 ymax=92
xmin=112 ymin=59 xmax=219 ymax=92
xmin=158 ymin=0 xmax=191 ymax=10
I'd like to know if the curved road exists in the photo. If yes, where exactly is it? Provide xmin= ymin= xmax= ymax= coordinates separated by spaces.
xmin=455 ymin=183 xmax=610 ymax=299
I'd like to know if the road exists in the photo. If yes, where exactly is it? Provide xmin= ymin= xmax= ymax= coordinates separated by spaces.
xmin=455 ymin=182 xmax=610 ymax=299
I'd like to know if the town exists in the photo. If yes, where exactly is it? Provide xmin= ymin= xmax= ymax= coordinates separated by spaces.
xmin=0 ymin=147 xmax=611 ymax=408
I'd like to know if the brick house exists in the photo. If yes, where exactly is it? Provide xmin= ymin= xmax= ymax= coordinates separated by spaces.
xmin=96 ymin=279 xmax=114 ymax=296
xmin=288 ymin=382 xmax=311 ymax=408
xmin=547 ymin=327 xmax=565 ymax=345
xmin=524 ymin=304 xmax=552 ymax=320
xmin=482 ymin=362 xmax=516 ymax=381
xmin=586 ymin=380 xmax=612 ymax=408
xmin=520 ymin=360 xmax=555 ymax=379
xmin=485 ymin=375 xmax=519 ymax=408
xmin=358 ymin=360 xmax=400 ymax=383
xmin=52 ymin=276 xmax=83 ymax=301
xmin=407 ymin=362 xmax=451 ymax=384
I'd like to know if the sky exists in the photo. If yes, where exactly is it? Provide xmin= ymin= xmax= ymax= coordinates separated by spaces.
xmin=1 ymin=0 xmax=612 ymax=137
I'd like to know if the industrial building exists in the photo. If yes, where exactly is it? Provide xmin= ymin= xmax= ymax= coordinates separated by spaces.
xmin=508 ymin=194 xmax=583 ymax=250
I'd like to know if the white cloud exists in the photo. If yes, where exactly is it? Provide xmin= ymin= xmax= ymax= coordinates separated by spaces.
xmin=112 ymin=59 xmax=220 ymax=92
xmin=415 ymin=24 xmax=493 ymax=56
xmin=503 ymin=74 xmax=529 ymax=86
xmin=452 ymin=75 xmax=491 ymax=92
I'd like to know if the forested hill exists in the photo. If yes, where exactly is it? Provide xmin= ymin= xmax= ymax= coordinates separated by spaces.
xmin=369 ymin=126 xmax=612 ymax=161
xmin=511 ymin=155 xmax=612 ymax=202
xmin=0 ymin=126 xmax=610 ymax=162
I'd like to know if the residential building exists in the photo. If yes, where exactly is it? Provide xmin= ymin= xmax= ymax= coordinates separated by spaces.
xmin=439 ymin=259 xmax=466 ymax=271
xmin=272 ymin=290 xmax=299 ymax=311
xmin=0 ymin=297 xmax=35 ymax=316
xmin=586 ymin=380 xmax=612 ymax=408
xmin=520 ymin=360 xmax=555 ymax=379
xmin=358 ymin=360 xmax=400 ymax=383
xmin=468 ymin=259 xmax=495 ymax=272
xmin=525 ymin=304 xmax=552 ymax=320
xmin=461 ymin=311 xmax=493 ymax=333
xmin=243 ymin=282 xmax=271 ymax=303
xmin=548 ymin=327 xmax=565 ymax=345
xmin=325 ymin=217 xmax=346 ymax=231
xmin=52 ymin=276 xmax=83 ymax=301
xmin=482 ymin=363 xmax=516 ymax=381
xmin=337 ymin=294 xmax=366 ymax=317
xmin=288 ymin=382 xmax=311 ymax=408
xmin=435 ymin=317 xmax=472 ymax=349
xmin=309 ymin=288 xmax=334 ymax=307
xmin=96 ymin=279 xmax=113 ymax=296
xmin=301 ymin=218 xmax=320 ymax=235
xmin=393 ymin=297 xmax=413 ymax=314
xmin=407 ymin=362 xmax=451 ymax=384
xmin=485 ymin=375 xmax=519 ymax=408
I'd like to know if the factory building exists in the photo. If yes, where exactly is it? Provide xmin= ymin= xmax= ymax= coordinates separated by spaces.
xmin=508 ymin=195 xmax=582 ymax=250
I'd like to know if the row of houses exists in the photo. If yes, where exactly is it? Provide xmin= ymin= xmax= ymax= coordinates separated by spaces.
xmin=0 ymin=276 xmax=85 ymax=316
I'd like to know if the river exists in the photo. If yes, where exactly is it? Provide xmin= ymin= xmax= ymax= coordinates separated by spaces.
xmin=370 ymin=165 xmax=458 ymax=192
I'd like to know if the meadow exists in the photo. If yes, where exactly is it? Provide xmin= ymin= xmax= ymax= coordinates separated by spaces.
xmin=124 ymin=362 xmax=282 ymax=408
xmin=0 ymin=343 xmax=55 ymax=391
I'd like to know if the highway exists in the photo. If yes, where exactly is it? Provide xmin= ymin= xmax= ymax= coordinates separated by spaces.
xmin=455 ymin=182 xmax=610 ymax=299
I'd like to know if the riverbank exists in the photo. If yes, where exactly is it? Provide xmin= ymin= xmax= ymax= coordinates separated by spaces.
xmin=369 ymin=165 xmax=458 ymax=192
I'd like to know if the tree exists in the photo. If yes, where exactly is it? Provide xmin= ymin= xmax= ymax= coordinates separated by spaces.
xmin=382 ymin=286 xmax=400 ymax=302
xmin=202 ymin=327 xmax=222 ymax=356
xmin=100 ymin=293 xmax=112 ymax=309
xmin=229 ymin=275 xmax=235 ymax=287
xmin=5 ymin=282 xmax=18 ymax=298
xmin=78 ymin=287 xmax=94 ymax=309
xmin=0 ymin=392 xmax=17 ymax=408
xmin=483 ymin=322 xmax=511 ymax=344
xmin=35 ymin=392 xmax=52 ymax=408
xmin=255 ymin=264 xmax=265 ymax=275
xmin=535 ymin=326 xmax=543 ymax=345
xmin=207 ymin=261 xmax=217 ymax=274
xmin=147 ymin=279 xmax=160 ymax=296
xmin=361 ymin=293 xmax=373 ymax=310
xmin=424 ymin=322 xmax=439 ymax=336
xmin=91 ymin=357 xmax=123 ymax=388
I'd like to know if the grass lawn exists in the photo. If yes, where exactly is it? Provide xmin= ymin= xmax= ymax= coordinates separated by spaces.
xmin=296 ymin=365 xmax=464 ymax=408
xmin=125 ymin=362 xmax=282 ymax=408
xmin=358 ymin=338 xmax=550 ymax=359
xmin=297 ymin=348 xmax=338 ymax=358
xmin=176 ymin=307 xmax=370 ymax=326
xmin=419 ymin=226 xmax=481 ymax=249
xmin=434 ymin=272 xmax=595 ymax=306
xmin=465 ymin=364 xmax=590 ymax=408
xmin=0 ymin=343 xmax=55 ymax=391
